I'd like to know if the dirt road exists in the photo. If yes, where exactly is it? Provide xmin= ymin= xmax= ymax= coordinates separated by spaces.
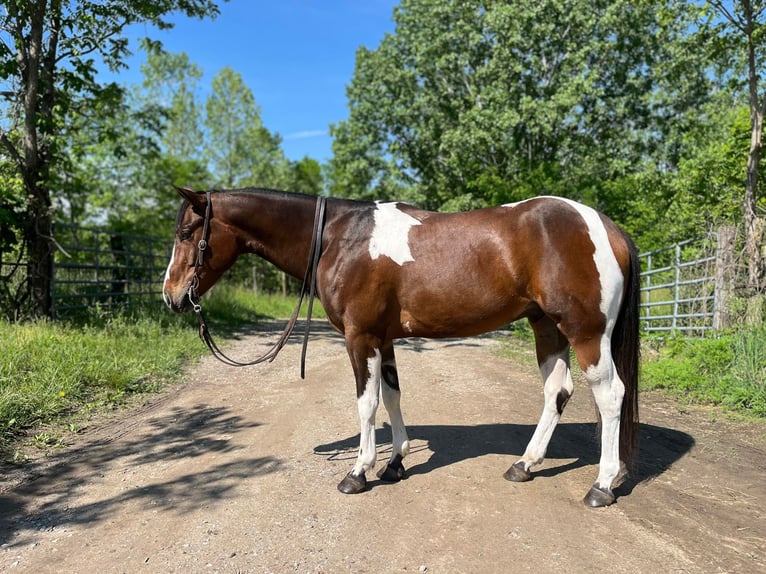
xmin=1 ymin=321 xmax=764 ymax=573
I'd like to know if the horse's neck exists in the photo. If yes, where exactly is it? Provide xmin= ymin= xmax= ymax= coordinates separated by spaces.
xmin=226 ymin=191 xmax=318 ymax=279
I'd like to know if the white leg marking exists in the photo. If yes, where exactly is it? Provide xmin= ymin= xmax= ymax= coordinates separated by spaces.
xmin=584 ymin=342 xmax=624 ymax=490
xmin=368 ymin=202 xmax=422 ymax=265
xmin=352 ymin=349 xmax=382 ymax=477
xmin=381 ymin=359 xmax=410 ymax=462
xmin=519 ymin=350 xmax=573 ymax=470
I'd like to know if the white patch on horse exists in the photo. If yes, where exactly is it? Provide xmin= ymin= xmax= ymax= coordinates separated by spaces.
xmin=162 ymin=244 xmax=177 ymax=307
xmin=368 ymin=202 xmax=422 ymax=265
xmin=163 ymin=244 xmax=176 ymax=286
xmin=554 ymin=197 xmax=623 ymax=328
xmin=503 ymin=196 xmax=623 ymax=327
xmin=549 ymin=196 xmax=625 ymax=490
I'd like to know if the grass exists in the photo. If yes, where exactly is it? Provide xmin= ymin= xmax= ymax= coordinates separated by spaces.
xmin=0 ymin=285 xmax=325 ymax=459
xmin=641 ymin=326 xmax=766 ymax=417
xmin=497 ymin=319 xmax=766 ymax=419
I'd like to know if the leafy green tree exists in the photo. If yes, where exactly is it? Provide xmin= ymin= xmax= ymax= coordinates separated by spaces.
xmin=288 ymin=156 xmax=323 ymax=195
xmin=54 ymin=47 xmax=213 ymax=238
xmin=134 ymin=47 xmax=212 ymax=234
xmin=710 ymin=0 xmax=766 ymax=289
xmin=204 ymin=67 xmax=288 ymax=189
xmin=329 ymin=0 xmax=718 ymax=217
xmin=0 ymin=0 xmax=223 ymax=318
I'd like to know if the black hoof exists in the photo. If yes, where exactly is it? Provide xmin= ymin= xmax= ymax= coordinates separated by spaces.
xmin=376 ymin=456 xmax=406 ymax=482
xmin=504 ymin=461 xmax=532 ymax=482
xmin=583 ymin=485 xmax=616 ymax=507
xmin=337 ymin=472 xmax=367 ymax=494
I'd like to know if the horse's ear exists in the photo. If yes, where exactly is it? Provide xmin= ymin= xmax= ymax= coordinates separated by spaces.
xmin=173 ymin=185 xmax=207 ymax=211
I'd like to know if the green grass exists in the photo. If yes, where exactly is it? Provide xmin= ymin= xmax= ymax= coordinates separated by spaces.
xmin=0 ymin=285 xmax=326 ymax=458
xmin=497 ymin=319 xmax=766 ymax=419
xmin=641 ymin=326 xmax=766 ymax=417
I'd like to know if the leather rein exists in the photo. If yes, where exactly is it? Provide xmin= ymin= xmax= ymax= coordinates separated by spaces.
xmin=187 ymin=191 xmax=327 ymax=379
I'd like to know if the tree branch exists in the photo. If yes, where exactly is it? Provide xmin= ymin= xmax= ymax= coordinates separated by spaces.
xmin=710 ymin=0 xmax=747 ymax=34
xmin=0 ymin=127 xmax=25 ymax=173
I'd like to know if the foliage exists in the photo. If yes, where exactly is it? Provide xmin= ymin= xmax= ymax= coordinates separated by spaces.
xmin=328 ymin=0 xmax=719 ymax=217
xmin=205 ymin=66 xmax=289 ymax=189
xmin=0 ymin=0 xmax=225 ymax=317
xmin=642 ymin=328 xmax=766 ymax=416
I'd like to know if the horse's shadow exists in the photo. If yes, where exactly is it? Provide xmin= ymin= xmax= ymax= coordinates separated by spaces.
xmin=314 ymin=421 xmax=694 ymax=496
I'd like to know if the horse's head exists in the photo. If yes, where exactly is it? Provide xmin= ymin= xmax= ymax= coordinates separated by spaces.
xmin=163 ymin=187 xmax=239 ymax=313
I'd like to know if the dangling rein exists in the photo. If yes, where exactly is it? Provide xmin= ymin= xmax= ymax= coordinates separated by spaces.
xmin=188 ymin=192 xmax=327 ymax=379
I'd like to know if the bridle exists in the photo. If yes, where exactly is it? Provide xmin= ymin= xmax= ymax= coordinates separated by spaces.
xmin=186 ymin=191 xmax=327 ymax=378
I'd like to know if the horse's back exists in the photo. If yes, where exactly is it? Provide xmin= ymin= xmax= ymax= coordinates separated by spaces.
xmin=321 ymin=196 xmax=631 ymax=340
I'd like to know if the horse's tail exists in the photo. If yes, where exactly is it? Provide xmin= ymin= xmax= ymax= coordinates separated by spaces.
xmin=612 ymin=230 xmax=641 ymax=470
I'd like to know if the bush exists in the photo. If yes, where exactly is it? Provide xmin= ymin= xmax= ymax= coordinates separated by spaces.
xmin=641 ymin=327 xmax=766 ymax=416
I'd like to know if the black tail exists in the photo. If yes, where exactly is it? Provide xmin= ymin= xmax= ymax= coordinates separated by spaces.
xmin=612 ymin=231 xmax=640 ymax=469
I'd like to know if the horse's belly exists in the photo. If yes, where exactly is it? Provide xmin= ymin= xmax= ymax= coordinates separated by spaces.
xmin=396 ymin=293 xmax=529 ymax=339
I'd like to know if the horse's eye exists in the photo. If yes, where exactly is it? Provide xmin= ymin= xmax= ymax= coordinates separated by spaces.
xmin=179 ymin=229 xmax=193 ymax=241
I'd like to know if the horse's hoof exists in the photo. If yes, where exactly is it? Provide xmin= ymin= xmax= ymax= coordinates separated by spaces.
xmin=337 ymin=472 xmax=367 ymax=494
xmin=376 ymin=458 xmax=406 ymax=482
xmin=503 ymin=461 xmax=532 ymax=482
xmin=583 ymin=485 xmax=616 ymax=507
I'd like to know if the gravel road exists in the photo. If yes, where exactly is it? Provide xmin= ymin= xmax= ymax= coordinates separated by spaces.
xmin=1 ymin=320 xmax=764 ymax=573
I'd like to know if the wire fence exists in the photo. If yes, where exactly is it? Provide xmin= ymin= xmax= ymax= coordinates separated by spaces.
xmin=1 ymin=222 xmax=759 ymax=331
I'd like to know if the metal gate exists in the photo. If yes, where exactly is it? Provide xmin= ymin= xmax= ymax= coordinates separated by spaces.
xmin=51 ymin=224 xmax=170 ymax=318
xmin=638 ymin=235 xmax=718 ymax=333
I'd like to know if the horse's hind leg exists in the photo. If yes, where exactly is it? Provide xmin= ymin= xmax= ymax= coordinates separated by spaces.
xmin=377 ymin=342 xmax=410 ymax=482
xmin=573 ymin=338 xmax=626 ymax=507
xmin=505 ymin=316 xmax=573 ymax=482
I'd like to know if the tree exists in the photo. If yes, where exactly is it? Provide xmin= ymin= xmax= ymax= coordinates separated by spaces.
xmin=329 ymin=0 xmax=718 ymax=215
xmin=0 ymin=0 xmax=223 ymax=318
xmin=140 ymin=46 xmax=205 ymax=158
xmin=53 ymin=47 xmax=213 ymax=237
xmin=288 ymin=156 xmax=323 ymax=196
xmin=710 ymin=0 xmax=766 ymax=290
xmin=204 ymin=67 xmax=288 ymax=189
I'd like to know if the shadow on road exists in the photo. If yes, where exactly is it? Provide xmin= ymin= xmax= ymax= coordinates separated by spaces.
xmin=314 ymin=421 xmax=694 ymax=497
xmin=0 ymin=404 xmax=281 ymax=547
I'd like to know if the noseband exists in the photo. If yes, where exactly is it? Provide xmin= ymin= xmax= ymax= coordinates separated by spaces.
xmin=187 ymin=192 xmax=327 ymax=378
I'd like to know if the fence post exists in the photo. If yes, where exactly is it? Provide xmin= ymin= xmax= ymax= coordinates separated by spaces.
xmin=673 ymin=243 xmax=681 ymax=330
xmin=714 ymin=226 xmax=736 ymax=330
xmin=643 ymin=252 xmax=652 ymax=329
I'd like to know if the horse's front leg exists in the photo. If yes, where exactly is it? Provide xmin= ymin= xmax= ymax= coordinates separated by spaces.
xmin=337 ymin=334 xmax=383 ymax=494
xmin=377 ymin=342 xmax=409 ymax=482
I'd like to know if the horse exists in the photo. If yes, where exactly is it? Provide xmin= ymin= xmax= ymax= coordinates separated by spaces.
xmin=162 ymin=187 xmax=640 ymax=507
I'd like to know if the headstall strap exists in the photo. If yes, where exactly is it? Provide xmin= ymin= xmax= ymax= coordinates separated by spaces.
xmin=191 ymin=194 xmax=327 ymax=379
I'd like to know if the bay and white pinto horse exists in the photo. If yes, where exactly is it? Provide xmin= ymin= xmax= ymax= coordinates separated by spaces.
xmin=163 ymin=188 xmax=640 ymax=507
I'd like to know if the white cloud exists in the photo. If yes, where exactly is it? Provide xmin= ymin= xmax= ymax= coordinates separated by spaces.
xmin=284 ymin=129 xmax=328 ymax=140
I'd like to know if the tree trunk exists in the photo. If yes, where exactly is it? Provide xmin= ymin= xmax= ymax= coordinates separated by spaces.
xmin=745 ymin=1 xmax=765 ymax=291
xmin=25 ymin=186 xmax=54 ymax=318
xmin=19 ymin=0 xmax=58 ymax=318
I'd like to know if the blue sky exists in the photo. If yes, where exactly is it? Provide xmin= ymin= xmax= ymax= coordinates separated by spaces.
xmin=114 ymin=0 xmax=398 ymax=163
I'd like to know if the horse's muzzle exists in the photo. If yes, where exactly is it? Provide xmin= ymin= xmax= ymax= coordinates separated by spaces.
xmin=163 ymin=287 xmax=193 ymax=313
